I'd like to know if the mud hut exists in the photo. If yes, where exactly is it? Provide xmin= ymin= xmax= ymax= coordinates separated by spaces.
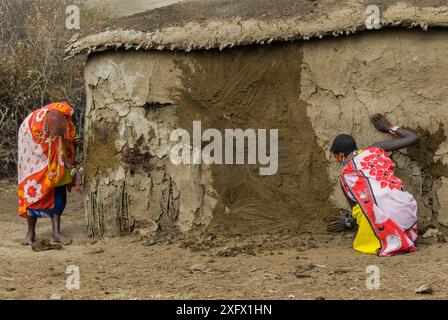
xmin=66 ymin=0 xmax=448 ymax=238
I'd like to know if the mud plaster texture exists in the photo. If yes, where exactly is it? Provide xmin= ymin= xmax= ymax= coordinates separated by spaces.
xmin=83 ymin=27 xmax=448 ymax=237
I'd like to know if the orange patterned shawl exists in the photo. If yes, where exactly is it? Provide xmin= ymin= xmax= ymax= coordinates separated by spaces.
xmin=17 ymin=102 xmax=77 ymax=217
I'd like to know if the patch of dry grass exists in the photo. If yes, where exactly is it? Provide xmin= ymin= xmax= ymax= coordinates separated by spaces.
xmin=0 ymin=0 xmax=112 ymax=177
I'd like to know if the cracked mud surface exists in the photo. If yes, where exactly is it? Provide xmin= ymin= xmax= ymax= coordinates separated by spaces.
xmin=1 ymin=180 xmax=448 ymax=300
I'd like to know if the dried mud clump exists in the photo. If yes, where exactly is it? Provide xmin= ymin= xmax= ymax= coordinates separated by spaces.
xmin=408 ymin=124 xmax=448 ymax=179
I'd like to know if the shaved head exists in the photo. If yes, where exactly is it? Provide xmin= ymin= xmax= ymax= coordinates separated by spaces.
xmin=331 ymin=134 xmax=358 ymax=157
xmin=46 ymin=110 xmax=67 ymax=136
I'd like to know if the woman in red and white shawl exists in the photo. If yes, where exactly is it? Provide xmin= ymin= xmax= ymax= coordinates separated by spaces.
xmin=18 ymin=102 xmax=82 ymax=245
xmin=327 ymin=114 xmax=421 ymax=257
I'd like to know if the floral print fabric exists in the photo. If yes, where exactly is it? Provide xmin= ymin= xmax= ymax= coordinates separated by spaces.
xmin=17 ymin=102 xmax=76 ymax=217
xmin=341 ymin=147 xmax=418 ymax=256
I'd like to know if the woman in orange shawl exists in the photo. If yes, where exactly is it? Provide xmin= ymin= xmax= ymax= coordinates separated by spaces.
xmin=18 ymin=102 xmax=82 ymax=245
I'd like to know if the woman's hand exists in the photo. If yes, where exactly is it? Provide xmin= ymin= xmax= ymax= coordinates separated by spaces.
xmin=370 ymin=114 xmax=392 ymax=133
xmin=74 ymin=172 xmax=83 ymax=193
xmin=326 ymin=209 xmax=356 ymax=233
xmin=326 ymin=217 xmax=347 ymax=232
xmin=369 ymin=114 xmax=421 ymax=151
xmin=72 ymin=136 xmax=82 ymax=145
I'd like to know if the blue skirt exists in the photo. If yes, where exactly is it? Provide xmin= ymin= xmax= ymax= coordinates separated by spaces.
xmin=27 ymin=186 xmax=67 ymax=218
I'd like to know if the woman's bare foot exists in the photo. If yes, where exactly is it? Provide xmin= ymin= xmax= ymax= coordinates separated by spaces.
xmin=22 ymin=231 xmax=36 ymax=245
xmin=52 ymin=232 xmax=72 ymax=245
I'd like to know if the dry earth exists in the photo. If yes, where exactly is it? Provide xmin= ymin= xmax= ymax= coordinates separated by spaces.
xmin=0 ymin=179 xmax=447 ymax=300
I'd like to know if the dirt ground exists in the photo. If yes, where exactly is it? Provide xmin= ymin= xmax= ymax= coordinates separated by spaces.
xmin=0 ymin=179 xmax=447 ymax=300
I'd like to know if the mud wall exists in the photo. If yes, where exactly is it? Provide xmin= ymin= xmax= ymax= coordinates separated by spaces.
xmin=83 ymin=51 xmax=218 ymax=237
xmin=83 ymin=28 xmax=448 ymax=237
xmin=302 ymin=29 xmax=448 ymax=232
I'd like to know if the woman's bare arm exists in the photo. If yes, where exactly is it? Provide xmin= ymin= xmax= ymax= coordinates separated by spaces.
xmin=369 ymin=114 xmax=421 ymax=152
